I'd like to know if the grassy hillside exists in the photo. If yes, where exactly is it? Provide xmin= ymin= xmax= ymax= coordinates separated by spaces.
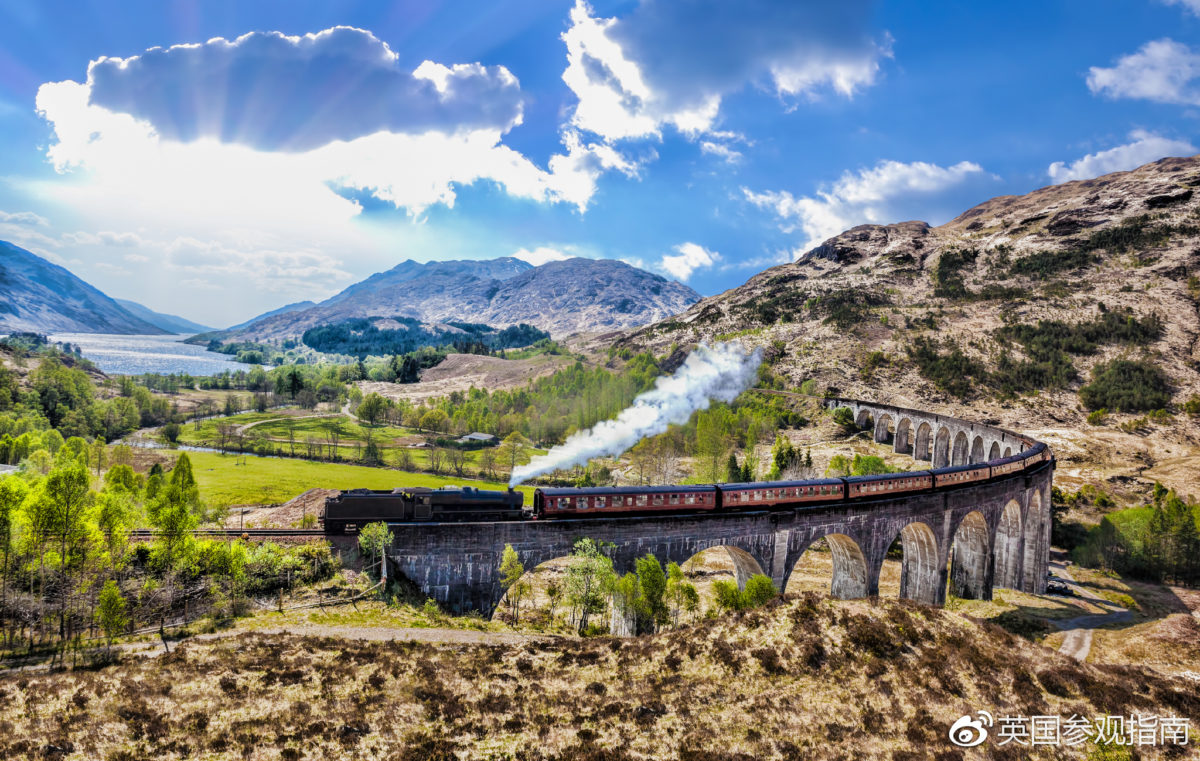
xmin=2 ymin=595 xmax=1195 ymax=760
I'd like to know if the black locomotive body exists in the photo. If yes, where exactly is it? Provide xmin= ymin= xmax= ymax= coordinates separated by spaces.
xmin=321 ymin=486 xmax=526 ymax=535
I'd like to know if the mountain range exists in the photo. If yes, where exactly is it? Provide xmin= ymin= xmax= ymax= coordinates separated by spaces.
xmin=0 ymin=242 xmax=700 ymax=341
xmin=113 ymin=299 xmax=213 ymax=334
xmin=217 ymin=256 xmax=700 ymax=341
xmin=0 ymin=241 xmax=170 ymax=335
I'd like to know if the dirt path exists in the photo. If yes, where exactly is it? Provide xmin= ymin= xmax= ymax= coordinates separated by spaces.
xmin=235 ymin=410 xmax=347 ymax=435
xmin=1051 ymin=562 xmax=1134 ymax=661
xmin=208 ymin=623 xmax=551 ymax=646
xmin=1 ymin=623 xmax=554 ymax=675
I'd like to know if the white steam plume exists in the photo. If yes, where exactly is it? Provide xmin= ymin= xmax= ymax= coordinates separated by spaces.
xmin=509 ymin=341 xmax=763 ymax=486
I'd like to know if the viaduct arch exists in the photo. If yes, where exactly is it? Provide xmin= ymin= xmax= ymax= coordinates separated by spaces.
xmin=376 ymin=398 xmax=1054 ymax=616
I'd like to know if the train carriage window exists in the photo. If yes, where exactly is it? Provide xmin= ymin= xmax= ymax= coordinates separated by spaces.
xmin=636 ymin=495 xmax=648 ymax=506
xmin=597 ymin=496 xmax=606 ymax=508
xmin=753 ymin=491 xmax=762 ymax=501
xmin=670 ymin=494 xmax=679 ymax=505
xmin=652 ymin=494 xmax=664 ymax=506
xmin=625 ymin=496 xmax=633 ymax=506
xmin=685 ymin=494 xmax=695 ymax=504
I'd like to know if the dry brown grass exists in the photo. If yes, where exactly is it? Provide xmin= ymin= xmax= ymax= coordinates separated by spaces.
xmin=1088 ymin=614 xmax=1200 ymax=677
xmin=3 ymin=595 xmax=1197 ymax=760
xmin=358 ymin=352 xmax=575 ymax=404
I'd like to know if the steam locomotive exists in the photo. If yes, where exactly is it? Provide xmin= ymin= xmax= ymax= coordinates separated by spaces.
xmin=322 ymin=486 xmax=525 ymax=535
xmin=321 ymin=442 xmax=1052 ymax=534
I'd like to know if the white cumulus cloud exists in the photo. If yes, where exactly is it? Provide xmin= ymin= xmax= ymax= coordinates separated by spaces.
xmin=512 ymin=246 xmax=572 ymax=266
xmin=163 ymin=236 xmax=352 ymax=293
xmin=561 ymin=0 xmax=888 ymax=142
xmin=744 ymin=159 xmax=987 ymax=254
xmin=1087 ymin=39 xmax=1200 ymax=106
xmin=1162 ymin=0 xmax=1200 ymax=16
xmin=660 ymin=242 xmax=720 ymax=281
xmin=62 ymin=230 xmax=145 ymax=247
xmin=1048 ymin=130 xmax=1197 ymax=183
xmin=21 ymin=26 xmax=652 ymax=321
xmin=85 ymin=27 xmax=525 ymax=152
xmin=700 ymin=141 xmax=743 ymax=163
xmin=0 ymin=210 xmax=50 ymax=226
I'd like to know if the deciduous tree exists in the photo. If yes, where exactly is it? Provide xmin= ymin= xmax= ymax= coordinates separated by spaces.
xmin=96 ymin=580 xmax=127 ymax=647
xmin=498 ymin=544 xmax=529 ymax=625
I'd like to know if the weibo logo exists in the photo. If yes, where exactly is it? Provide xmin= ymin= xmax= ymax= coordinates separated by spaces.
xmin=949 ymin=711 xmax=993 ymax=747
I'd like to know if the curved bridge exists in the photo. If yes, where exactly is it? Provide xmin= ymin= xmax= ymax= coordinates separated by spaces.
xmin=378 ymin=398 xmax=1054 ymax=616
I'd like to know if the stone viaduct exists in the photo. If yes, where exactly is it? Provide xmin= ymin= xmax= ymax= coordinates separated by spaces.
xmin=380 ymin=397 xmax=1054 ymax=618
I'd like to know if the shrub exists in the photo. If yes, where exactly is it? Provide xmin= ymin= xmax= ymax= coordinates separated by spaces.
xmin=1184 ymin=394 xmax=1200 ymax=415
xmin=850 ymin=454 xmax=891 ymax=476
xmin=712 ymin=580 xmax=743 ymax=612
xmin=160 ymin=422 xmax=181 ymax=444
xmin=991 ymin=310 xmax=1162 ymax=395
xmin=712 ymin=575 xmax=778 ymax=612
xmin=905 ymin=337 xmax=986 ymax=399
xmin=826 ymin=454 xmax=852 ymax=477
xmin=742 ymin=575 xmax=779 ymax=608
xmin=933 ymin=248 xmax=978 ymax=299
xmin=831 ymin=407 xmax=857 ymax=432
xmin=1079 ymin=359 xmax=1172 ymax=412
xmin=1086 ymin=408 xmax=1107 ymax=426
xmin=812 ymin=288 xmax=892 ymax=329
xmin=860 ymin=351 xmax=888 ymax=380
xmin=422 ymin=598 xmax=444 ymax=622
xmin=845 ymin=614 xmax=902 ymax=658
xmin=1008 ymin=249 xmax=1096 ymax=279
xmin=751 ymin=647 xmax=786 ymax=675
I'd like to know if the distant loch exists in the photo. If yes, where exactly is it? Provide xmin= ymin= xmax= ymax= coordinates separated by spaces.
xmin=49 ymin=333 xmax=248 ymax=376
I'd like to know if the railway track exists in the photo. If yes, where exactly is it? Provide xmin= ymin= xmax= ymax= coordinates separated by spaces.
xmin=129 ymin=528 xmax=326 ymax=538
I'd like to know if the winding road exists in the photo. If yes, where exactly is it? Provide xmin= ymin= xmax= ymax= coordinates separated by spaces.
xmin=233 ymin=398 xmax=355 ymax=436
xmin=1050 ymin=561 xmax=1134 ymax=661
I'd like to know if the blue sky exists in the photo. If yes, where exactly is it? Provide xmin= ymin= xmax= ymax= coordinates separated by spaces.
xmin=0 ymin=0 xmax=1197 ymax=327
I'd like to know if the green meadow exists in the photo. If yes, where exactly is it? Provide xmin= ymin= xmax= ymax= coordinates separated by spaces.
xmin=185 ymin=450 xmax=536 ymax=506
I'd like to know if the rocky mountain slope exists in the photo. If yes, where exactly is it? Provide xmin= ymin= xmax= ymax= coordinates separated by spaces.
xmin=114 ymin=298 xmax=212 ymax=334
xmin=225 ymin=300 xmax=316 ymax=333
xmin=619 ymin=155 xmax=1200 ymax=498
xmin=221 ymin=256 xmax=700 ymax=340
xmin=0 ymin=240 xmax=167 ymax=334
